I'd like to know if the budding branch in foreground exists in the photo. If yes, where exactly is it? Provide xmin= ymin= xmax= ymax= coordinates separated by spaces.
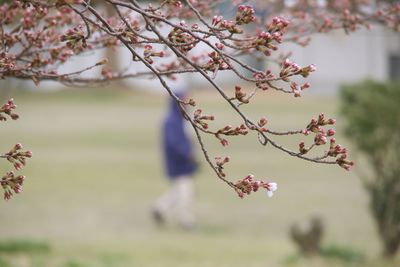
xmin=0 ymin=99 xmax=32 ymax=200
xmin=1 ymin=0 xmax=398 ymax=199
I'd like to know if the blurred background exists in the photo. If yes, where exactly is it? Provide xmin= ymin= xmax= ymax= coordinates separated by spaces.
xmin=0 ymin=1 xmax=400 ymax=267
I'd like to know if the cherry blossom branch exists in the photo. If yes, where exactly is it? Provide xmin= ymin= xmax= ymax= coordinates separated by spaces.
xmin=0 ymin=99 xmax=32 ymax=200
xmin=1 ymin=0 xmax=397 ymax=198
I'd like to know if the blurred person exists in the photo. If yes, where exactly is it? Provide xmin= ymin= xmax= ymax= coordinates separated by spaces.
xmin=152 ymin=90 xmax=198 ymax=230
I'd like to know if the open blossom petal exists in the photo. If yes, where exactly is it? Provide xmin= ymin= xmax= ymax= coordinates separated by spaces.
xmin=268 ymin=182 xmax=278 ymax=192
xmin=266 ymin=182 xmax=278 ymax=198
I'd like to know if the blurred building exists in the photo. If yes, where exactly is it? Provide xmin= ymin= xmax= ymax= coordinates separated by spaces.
xmin=279 ymin=26 xmax=400 ymax=94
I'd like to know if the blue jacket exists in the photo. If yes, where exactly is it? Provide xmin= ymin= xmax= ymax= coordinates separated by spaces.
xmin=162 ymin=94 xmax=198 ymax=179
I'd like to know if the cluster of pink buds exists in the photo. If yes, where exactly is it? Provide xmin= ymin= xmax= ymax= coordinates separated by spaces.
xmin=280 ymin=59 xmax=301 ymax=80
xmin=267 ymin=16 xmax=290 ymax=33
xmin=256 ymin=117 xmax=268 ymax=132
xmin=166 ymin=0 xmax=182 ymax=8
xmin=236 ymin=5 xmax=255 ymax=25
xmin=215 ymin=42 xmax=224 ymax=50
xmin=300 ymin=64 xmax=317 ymax=78
xmin=253 ymin=70 xmax=275 ymax=90
xmin=314 ymin=132 xmax=327 ymax=146
xmin=0 ymin=99 xmax=32 ymax=201
xmin=215 ymin=156 xmax=230 ymax=177
xmin=327 ymin=138 xmax=347 ymax=157
xmin=30 ymin=53 xmax=51 ymax=69
xmin=252 ymin=31 xmax=280 ymax=56
xmin=143 ymin=45 xmax=165 ymax=64
xmin=299 ymin=114 xmax=336 ymax=152
xmin=168 ymin=27 xmax=197 ymax=53
xmin=203 ymin=51 xmax=230 ymax=72
xmin=50 ymin=48 xmax=74 ymax=63
xmin=233 ymin=85 xmax=249 ymax=104
xmin=4 ymin=143 xmax=33 ymax=171
xmin=290 ymin=81 xmax=310 ymax=97
xmin=215 ymin=124 xmax=248 ymax=147
xmin=336 ymin=152 xmax=354 ymax=171
xmin=342 ymin=9 xmax=363 ymax=32
xmin=0 ymin=98 xmax=19 ymax=121
xmin=60 ymin=26 xmax=86 ymax=49
xmin=217 ymin=124 xmax=248 ymax=136
xmin=212 ymin=15 xmax=243 ymax=34
xmin=0 ymin=52 xmax=16 ymax=71
xmin=212 ymin=15 xmax=223 ymax=26
xmin=298 ymin=114 xmax=353 ymax=169
xmin=301 ymin=113 xmax=336 ymax=146
xmin=304 ymin=113 xmax=336 ymax=135
xmin=234 ymin=174 xmax=278 ymax=198
xmin=298 ymin=141 xmax=309 ymax=154
xmin=1 ymin=171 xmax=25 ymax=200
xmin=18 ymin=2 xmax=48 ymax=23
xmin=328 ymin=138 xmax=354 ymax=171
xmin=381 ymin=4 xmax=400 ymax=31
xmin=252 ymin=17 xmax=289 ymax=56
xmin=193 ymin=109 xmax=214 ymax=129
xmin=280 ymin=59 xmax=316 ymax=81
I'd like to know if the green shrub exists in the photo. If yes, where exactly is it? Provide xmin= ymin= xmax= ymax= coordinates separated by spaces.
xmin=0 ymin=239 xmax=50 ymax=254
xmin=340 ymin=80 xmax=400 ymax=258
xmin=320 ymin=245 xmax=365 ymax=263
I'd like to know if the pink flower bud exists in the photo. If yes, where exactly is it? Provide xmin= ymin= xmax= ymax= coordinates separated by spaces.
xmin=327 ymin=129 xmax=335 ymax=136
xmin=334 ymin=144 xmax=342 ymax=152
xmin=327 ymin=118 xmax=336 ymax=125
xmin=14 ymin=162 xmax=22 ymax=170
xmin=223 ymin=125 xmax=232 ymax=131
xmin=258 ymin=117 xmax=267 ymax=127
xmin=193 ymin=109 xmax=202 ymax=117
xmin=15 ymin=143 xmax=23 ymax=150
xmin=4 ymin=191 xmax=12 ymax=201
xmin=301 ymin=82 xmax=310 ymax=90
xmin=16 ymin=175 xmax=25 ymax=184
xmin=13 ymin=184 xmax=22 ymax=194
xmin=220 ymin=139 xmax=229 ymax=146
xmin=215 ymin=43 xmax=224 ymax=50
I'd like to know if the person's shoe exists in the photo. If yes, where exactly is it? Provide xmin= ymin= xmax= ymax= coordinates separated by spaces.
xmin=151 ymin=208 xmax=165 ymax=227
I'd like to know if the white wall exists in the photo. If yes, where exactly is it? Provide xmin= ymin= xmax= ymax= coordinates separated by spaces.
xmin=279 ymin=26 xmax=391 ymax=94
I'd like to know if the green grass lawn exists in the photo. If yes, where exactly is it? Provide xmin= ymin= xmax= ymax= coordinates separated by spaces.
xmin=0 ymin=87 xmax=397 ymax=267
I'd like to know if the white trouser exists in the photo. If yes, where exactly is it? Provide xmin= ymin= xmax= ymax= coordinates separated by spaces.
xmin=154 ymin=175 xmax=195 ymax=227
